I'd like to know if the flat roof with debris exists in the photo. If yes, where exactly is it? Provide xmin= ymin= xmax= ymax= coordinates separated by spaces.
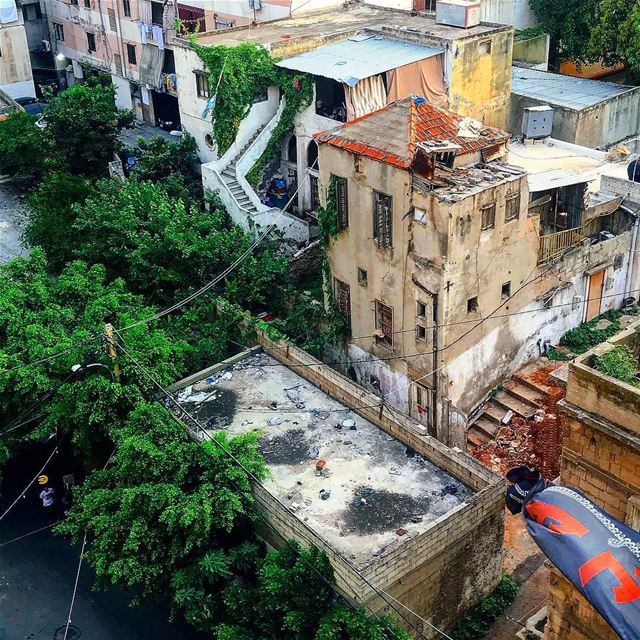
xmin=176 ymin=351 xmax=474 ymax=568
xmin=192 ymin=5 xmax=510 ymax=49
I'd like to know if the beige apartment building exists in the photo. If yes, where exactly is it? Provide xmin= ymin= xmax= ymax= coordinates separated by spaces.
xmin=0 ymin=0 xmax=36 ymax=98
xmin=315 ymin=97 xmax=638 ymax=448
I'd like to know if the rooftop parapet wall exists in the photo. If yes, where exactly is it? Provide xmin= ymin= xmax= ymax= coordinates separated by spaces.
xmin=565 ymin=318 xmax=640 ymax=434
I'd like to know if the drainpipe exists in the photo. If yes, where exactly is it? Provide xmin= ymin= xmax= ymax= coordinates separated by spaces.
xmin=621 ymin=204 xmax=639 ymax=300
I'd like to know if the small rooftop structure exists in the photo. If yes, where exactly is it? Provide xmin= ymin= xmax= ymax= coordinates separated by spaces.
xmin=170 ymin=334 xmax=505 ymax=631
xmin=511 ymin=67 xmax=636 ymax=111
xmin=276 ymin=34 xmax=442 ymax=87
xmin=509 ymin=67 xmax=640 ymax=149
xmin=316 ymin=97 xmax=510 ymax=169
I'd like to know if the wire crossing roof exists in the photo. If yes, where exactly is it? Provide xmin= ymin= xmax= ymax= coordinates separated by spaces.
xmin=276 ymin=35 xmax=443 ymax=87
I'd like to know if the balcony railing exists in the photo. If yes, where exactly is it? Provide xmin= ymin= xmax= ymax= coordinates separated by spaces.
xmin=538 ymin=226 xmax=583 ymax=263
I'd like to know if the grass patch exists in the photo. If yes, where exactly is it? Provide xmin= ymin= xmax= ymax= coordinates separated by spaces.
xmin=593 ymin=345 xmax=640 ymax=387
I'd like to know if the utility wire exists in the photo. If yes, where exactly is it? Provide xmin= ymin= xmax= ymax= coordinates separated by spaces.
xmin=62 ymin=532 xmax=87 ymax=640
xmin=0 ymin=445 xmax=59 ymax=523
xmin=117 ymin=160 xmax=319 ymax=333
xmin=115 ymin=336 xmax=454 ymax=640
xmin=0 ymin=521 xmax=62 ymax=548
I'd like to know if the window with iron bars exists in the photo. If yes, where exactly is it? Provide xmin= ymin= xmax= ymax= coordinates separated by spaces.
xmin=334 ymin=175 xmax=348 ymax=230
xmin=373 ymin=190 xmax=392 ymax=248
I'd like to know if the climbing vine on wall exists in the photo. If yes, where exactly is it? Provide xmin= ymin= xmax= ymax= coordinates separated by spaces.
xmin=193 ymin=40 xmax=312 ymax=180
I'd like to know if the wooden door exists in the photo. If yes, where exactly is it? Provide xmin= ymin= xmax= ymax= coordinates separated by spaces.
xmin=585 ymin=270 xmax=604 ymax=321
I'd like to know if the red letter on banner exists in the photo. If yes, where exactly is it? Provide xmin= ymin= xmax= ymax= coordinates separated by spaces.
xmin=526 ymin=500 xmax=589 ymax=537
xmin=580 ymin=551 xmax=640 ymax=604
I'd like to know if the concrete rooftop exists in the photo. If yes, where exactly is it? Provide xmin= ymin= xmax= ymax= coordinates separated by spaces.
xmin=507 ymin=138 xmax=627 ymax=192
xmin=176 ymin=351 xmax=473 ymax=568
xmin=511 ymin=67 xmax=637 ymax=111
xmin=193 ymin=5 xmax=510 ymax=49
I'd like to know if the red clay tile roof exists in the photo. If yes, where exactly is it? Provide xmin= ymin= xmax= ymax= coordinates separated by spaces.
xmin=315 ymin=97 xmax=510 ymax=169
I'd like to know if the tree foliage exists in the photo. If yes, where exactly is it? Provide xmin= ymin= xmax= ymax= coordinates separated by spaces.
xmin=68 ymin=179 xmax=287 ymax=304
xmin=0 ymin=111 xmax=46 ymax=187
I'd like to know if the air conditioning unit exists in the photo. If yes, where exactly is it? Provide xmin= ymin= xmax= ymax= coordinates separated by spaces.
xmin=522 ymin=105 xmax=554 ymax=140
xmin=435 ymin=0 xmax=481 ymax=28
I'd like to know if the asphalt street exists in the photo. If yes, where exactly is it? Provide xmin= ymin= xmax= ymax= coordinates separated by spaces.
xmin=0 ymin=444 xmax=206 ymax=640
xmin=0 ymin=183 xmax=29 ymax=264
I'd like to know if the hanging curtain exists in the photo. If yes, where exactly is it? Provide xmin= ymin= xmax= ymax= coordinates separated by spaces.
xmin=349 ymin=75 xmax=387 ymax=119
xmin=138 ymin=0 xmax=152 ymax=25
xmin=386 ymin=55 xmax=448 ymax=108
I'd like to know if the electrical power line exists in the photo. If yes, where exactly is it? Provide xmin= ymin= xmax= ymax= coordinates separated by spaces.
xmin=115 ymin=336 xmax=455 ymax=640
xmin=62 ymin=532 xmax=87 ymax=640
xmin=0 ymin=521 xmax=62 ymax=548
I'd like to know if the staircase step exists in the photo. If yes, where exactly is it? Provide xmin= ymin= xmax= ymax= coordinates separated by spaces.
xmin=467 ymin=429 xmax=486 ymax=449
xmin=502 ymin=379 xmax=543 ymax=407
xmin=493 ymin=391 xmax=537 ymax=420
xmin=472 ymin=417 xmax=500 ymax=439
xmin=484 ymin=403 xmax=509 ymax=424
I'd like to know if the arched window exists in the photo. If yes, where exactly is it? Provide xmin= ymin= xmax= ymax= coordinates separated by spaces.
xmin=287 ymin=134 xmax=297 ymax=162
xmin=307 ymin=140 xmax=318 ymax=168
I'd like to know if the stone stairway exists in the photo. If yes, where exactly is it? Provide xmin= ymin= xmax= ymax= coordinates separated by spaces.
xmin=220 ymin=126 xmax=266 ymax=214
xmin=467 ymin=373 xmax=545 ymax=451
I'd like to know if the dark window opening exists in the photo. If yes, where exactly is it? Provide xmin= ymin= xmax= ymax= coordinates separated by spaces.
xmin=357 ymin=268 xmax=367 ymax=286
xmin=151 ymin=1 xmax=164 ymax=25
xmin=87 ymin=32 xmax=96 ymax=52
xmin=375 ymin=301 xmax=393 ymax=347
xmin=84 ymin=0 xmax=90 ymax=7
xmin=335 ymin=175 xmax=348 ymax=230
xmin=309 ymin=175 xmax=320 ymax=211
xmin=126 ymin=43 xmax=136 ymax=64
xmin=501 ymin=281 xmax=511 ymax=300
xmin=416 ymin=301 xmax=426 ymax=319
xmin=315 ymin=76 xmax=346 ymax=122
xmin=53 ymin=22 xmax=64 ymax=41
xmin=334 ymin=279 xmax=351 ymax=335
xmin=70 ymin=0 xmax=78 ymax=6
xmin=373 ymin=190 xmax=392 ymax=248
xmin=123 ymin=0 xmax=131 ymax=16
xmin=481 ymin=203 xmax=496 ymax=230
xmin=22 ymin=3 xmax=42 ymax=20
xmin=307 ymin=140 xmax=318 ymax=169
xmin=416 ymin=324 xmax=427 ymax=342
xmin=162 ymin=48 xmax=175 ymax=73
xmin=287 ymin=135 xmax=297 ymax=162
xmin=194 ymin=71 xmax=209 ymax=99
xmin=467 ymin=296 xmax=479 ymax=314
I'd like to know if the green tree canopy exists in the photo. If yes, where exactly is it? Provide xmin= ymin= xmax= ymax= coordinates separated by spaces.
xmin=0 ymin=110 xmax=46 ymax=187
xmin=69 ymin=179 xmax=287 ymax=305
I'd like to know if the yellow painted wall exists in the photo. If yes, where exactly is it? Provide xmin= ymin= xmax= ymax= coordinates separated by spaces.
xmin=449 ymin=29 xmax=514 ymax=129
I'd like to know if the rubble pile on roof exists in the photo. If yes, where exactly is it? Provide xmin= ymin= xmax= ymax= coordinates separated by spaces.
xmin=315 ymin=97 xmax=510 ymax=169
xmin=176 ymin=351 xmax=474 ymax=567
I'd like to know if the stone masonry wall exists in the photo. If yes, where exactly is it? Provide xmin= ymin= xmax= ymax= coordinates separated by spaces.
xmin=547 ymin=325 xmax=640 ymax=640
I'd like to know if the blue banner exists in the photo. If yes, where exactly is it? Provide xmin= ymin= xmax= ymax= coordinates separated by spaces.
xmin=523 ymin=480 xmax=640 ymax=640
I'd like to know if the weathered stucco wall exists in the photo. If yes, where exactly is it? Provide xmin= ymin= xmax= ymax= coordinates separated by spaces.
xmin=512 ymin=34 xmax=549 ymax=70
xmin=510 ymin=89 xmax=640 ymax=148
xmin=449 ymin=29 xmax=514 ymax=129
xmin=0 ymin=21 xmax=35 ymax=98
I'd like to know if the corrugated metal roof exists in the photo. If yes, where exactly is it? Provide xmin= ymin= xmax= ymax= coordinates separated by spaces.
xmin=511 ymin=67 xmax=637 ymax=110
xmin=276 ymin=36 xmax=443 ymax=87
xmin=527 ymin=169 xmax=595 ymax=192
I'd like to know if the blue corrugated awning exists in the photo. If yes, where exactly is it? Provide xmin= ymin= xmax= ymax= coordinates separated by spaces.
xmin=276 ymin=35 xmax=443 ymax=87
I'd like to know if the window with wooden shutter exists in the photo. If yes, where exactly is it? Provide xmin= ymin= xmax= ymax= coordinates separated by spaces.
xmin=375 ymin=301 xmax=393 ymax=347
xmin=373 ymin=190 xmax=392 ymax=248
xmin=334 ymin=279 xmax=351 ymax=335
xmin=505 ymin=193 xmax=520 ymax=222
xmin=107 ymin=7 xmax=117 ymax=31
xmin=334 ymin=176 xmax=348 ymax=230
xmin=481 ymin=202 xmax=496 ymax=230
xmin=113 ymin=53 xmax=123 ymax=76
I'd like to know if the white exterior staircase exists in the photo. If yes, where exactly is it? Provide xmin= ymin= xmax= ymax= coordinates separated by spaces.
xmin=201 ymin=97 xmax=310 ymax=244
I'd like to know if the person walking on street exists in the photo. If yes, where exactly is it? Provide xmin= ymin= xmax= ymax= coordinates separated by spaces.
xmin=39 ymin=486 xmax=56 ymax=522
